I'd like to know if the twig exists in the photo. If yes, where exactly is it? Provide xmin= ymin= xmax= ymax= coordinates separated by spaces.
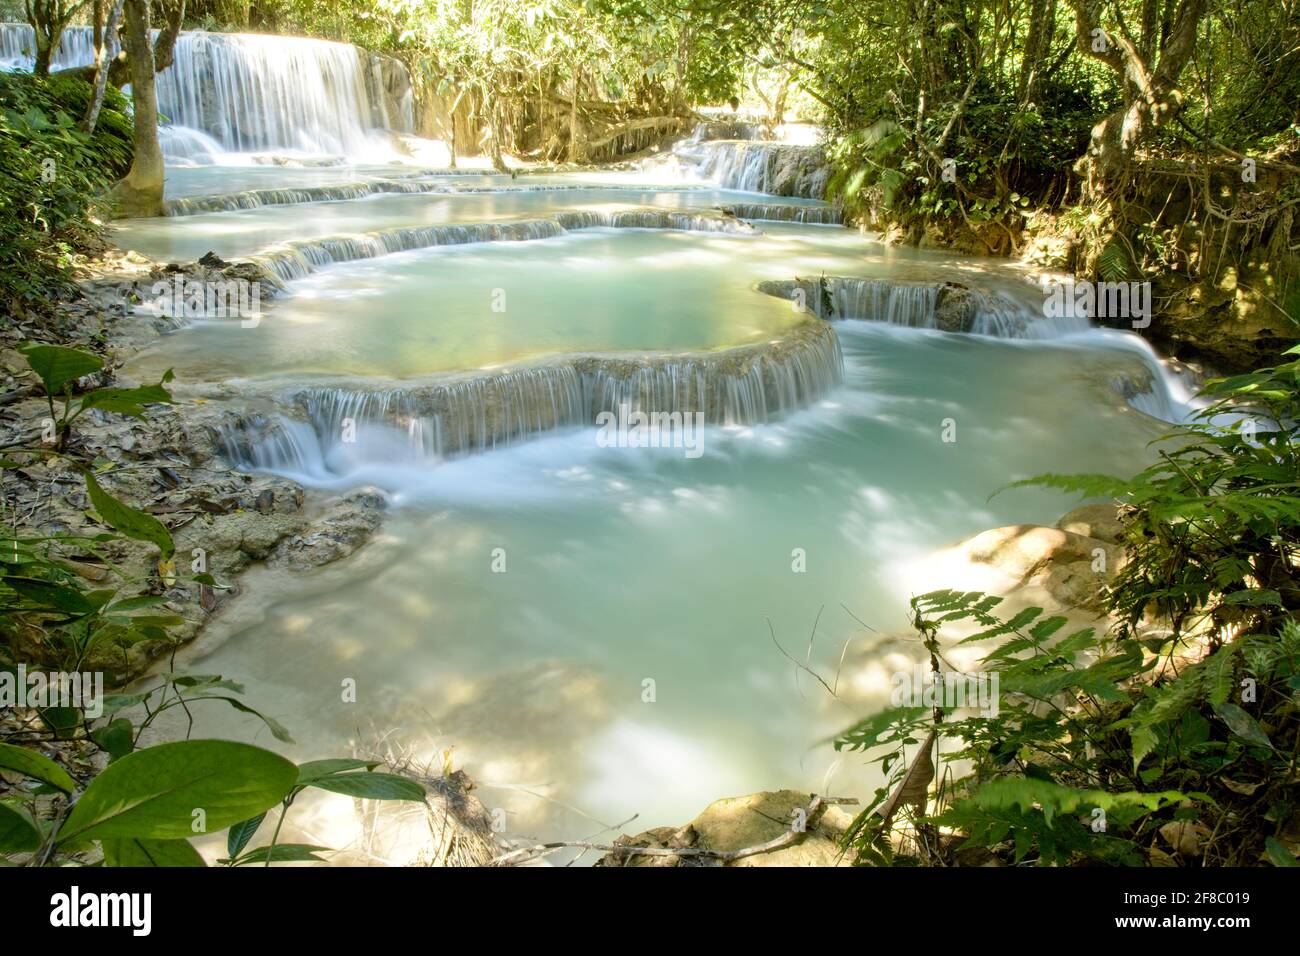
xmin=491 ymin=794 xmax=858 ymax=867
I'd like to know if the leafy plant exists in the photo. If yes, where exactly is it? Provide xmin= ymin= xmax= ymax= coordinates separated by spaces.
xmin=0 ymin=675 xmax=428 ymax=867
xmin=2 ymin=345 xmax=185 ymax=674
xmin=837 ymin=351 xmax=1300 ymax=867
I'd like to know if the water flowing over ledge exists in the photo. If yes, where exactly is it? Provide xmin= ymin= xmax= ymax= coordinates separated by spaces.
xmin=726 ymin=202 xmax=842 ymax=225
xmin=756 ymin=276 xmax=1201 ymax=422
xmin=1 ymin=24 xmax=413 ymax=159
xmin=676 ymin=140 xmax=830 ymax=199
xmin=161 ymin=180 xmax=716 ymax=216
xmin=757 ymin=276 xmax=1091 ymax=339
xmin=251 ymin=209 xmax=760 ymax=282
xmin=215 ymin=320 xmax=843 ymax=475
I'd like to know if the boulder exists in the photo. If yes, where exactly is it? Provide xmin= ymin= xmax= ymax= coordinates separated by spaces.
xmin=939 ymin=523 xmax=1123 ymax=613
xmin=1056 ymin=502 xmax=1125 ymax=544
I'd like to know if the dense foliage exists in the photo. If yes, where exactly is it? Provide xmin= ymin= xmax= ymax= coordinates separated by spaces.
xmin=0 ymin=72 xmax=133 ymax=312
xmin=838 ymin=348 xmax=1300 ymax=866
xmin=0 ymin=346 xmax=428 ymax=867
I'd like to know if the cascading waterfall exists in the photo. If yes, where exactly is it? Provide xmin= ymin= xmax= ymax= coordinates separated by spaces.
xmin=0 ymin=24 xmax=414 ymax=160
xmin=163 ymin=180 xmax=719 ymax=215
xmin=158 ymin=125 xmax=227 ymax=165
xmin=215 ymin=322 xmax=843 ymax=477
xmin=676 ymin=140 xmax=830 ymax=199
xmin=762 ymin=276 xmax=1093 ymax=339
xmin=153 ymin=32 xmax=412 ymax=156
xmin=0 ymin=22 xmax=94 ymax=69
xmin=758 ymin=275 xmax=1202 ymax=421
xmin=252 ymin=210 xmax=758 ymax=282
xmin=726 ymin=202 xmax=841 ymax=225
xmin=163 ymin=179 xmax=432 ymax=215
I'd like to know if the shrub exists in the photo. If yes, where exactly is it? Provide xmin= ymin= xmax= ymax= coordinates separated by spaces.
xmin=0 ymin=71 xmax=133 ymax=311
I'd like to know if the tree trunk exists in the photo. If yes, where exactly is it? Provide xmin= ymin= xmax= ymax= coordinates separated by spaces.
xmin=568 ymin=64 xmax=582 ymax=164
xmin=81 ymin=0 xmax=125 ymax=134
xmin=1071 ymin=0 xmax=1209 ymax=188
xmin=112 ymin=0 xmax=165 ymax=217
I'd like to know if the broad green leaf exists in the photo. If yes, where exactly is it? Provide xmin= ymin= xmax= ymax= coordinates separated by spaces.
xmin=191 ymin=696 xmax=293 ymax=744
xmin=58 ymin=740 xmax=298 ymax=844
xmin=100 ymin=692 xmax=151 ymax=716
xmin=75 ymin=379 xmax=173 ymax=419
xmin=1214 ymin=703 xmax=1274 ymax=750
xmin=0 ymin=742 xmax=76 ymax=793
xmin=83 ymin=471 xmax=174 ymax=558
xmin=230 ymin=843 xmax=332 ymax=865
xmin=20 ymin=343 xmax=103 ymax=396
xmin=306 ymin=772 xmax=425 ymax=802
xmin=226 ymin=813 xmax=266 ymax=859
xmin=295 ymin=759 xmax=381 ymax=785
xmin=102 ymin=836 xmax=206 ymax=867
xmin=1265 ymin=837 xmax=1300 ymax=868
xmin=89 ymin=718 xmax=135 ymax=760
xmin=0 ymin=803 xmax=41 ymax=851
xmin=3 ymin=576 xmax=95 ymax=613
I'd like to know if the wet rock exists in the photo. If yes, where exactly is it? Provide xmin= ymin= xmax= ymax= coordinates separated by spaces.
xmin=934 ymin=282 xmax=977 ymax=332
xmin=270 ymin=492 xmax=387 ymax=571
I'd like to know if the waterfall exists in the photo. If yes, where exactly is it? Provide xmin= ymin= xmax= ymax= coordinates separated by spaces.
xmin=757 ymin=275 xmax=1205 ymax=422
xmin=0 ymin=22 xmax=95 ymax=69
xmin=163 ymin=180 xmax=719 ymax=215
xmin=158 ymin=125 xmax=227 ymax=165
xmin=676 ymin=140 xmax=829 ymax=199
xmin=0 ymin=24 xmax=414 ymax=160
xmin=726 ymin=202 xmax=842 ymax=225
xmin=215 ymin=322 xmax=844 ymax=476
xmin=153 ymin=32 xmax=412 ymax=156
xmin=758 ymin=276 xmax=1092 ymax=339
xmin=251 ymin=210 xmax=758 ymax=282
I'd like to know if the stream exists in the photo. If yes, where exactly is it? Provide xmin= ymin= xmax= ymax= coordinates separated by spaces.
xmin=4 ymin=23 xmax=1197 ymax=862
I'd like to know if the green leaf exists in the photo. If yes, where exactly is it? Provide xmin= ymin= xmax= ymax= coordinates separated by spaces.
xmin=89 ymin=718 xmax=135 ymax=760
xmin=226 ymin=813 xmax=266 ymax=859
xmin=1265 ymin=837 xmax=1300 ymax=867
xmin=305 ymin=772 xmax=426 ymax=802
xmin=102 ymin=837 xmax=206 ymax=867
xmin=192 ymin=696 xmax=293 ymax=744
xmin=3 ymin=576 xmax=95 ymax=613
xmin=58 ymin=740 xmax=298 ymax=844
xmin=229 ymin=843 xmax=332 ymax=865
xmin=20 ymin=343 xmax=103 ymax=396
xmin=0 ymin=803 xmax=41 ymax=851
xmin=39 ymin=707 xmax=81 ymax=740
xmin=1130 ymin=725 xmax=1158 ymax=772
xmin=1213 ymin=703 xmax=1274 ymax=750
xmin=75 ymin=379 xmax=174 ymax=419
xmin=0 ymin=742 xmax=77 ymax=794
xmin=83 ymin=470 xmax=174 ymax=558
xmin=295 ymin=759 xmax=382 ymax=785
